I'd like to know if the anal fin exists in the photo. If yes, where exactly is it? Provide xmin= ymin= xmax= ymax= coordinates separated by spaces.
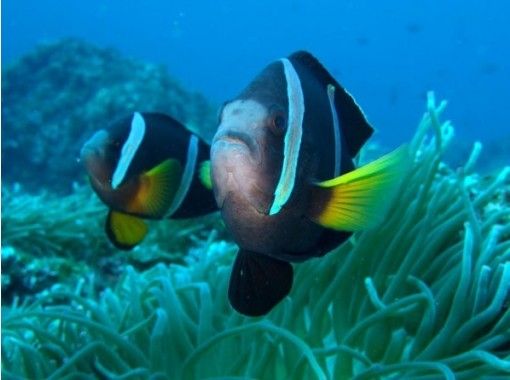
xmin=228 ymin=250 xmax=293 ymax=317
xmin=105 ymin=210 xmax=148 ymax=250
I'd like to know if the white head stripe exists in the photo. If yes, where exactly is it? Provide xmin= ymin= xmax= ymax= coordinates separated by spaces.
xmin=112 ymin=112 xmax=146 ymax=189
xmin=165 ymin=135 xmax=199 ymax=217
xmin=269 ymin=58 xmax=305 ymax=215
xmin=327 ymin=84 xmax=342 ymax=177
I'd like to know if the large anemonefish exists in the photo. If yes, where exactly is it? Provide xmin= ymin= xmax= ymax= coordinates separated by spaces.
xmin=80 ymin=112 xmax=216 ymax=250
xmin=211 ymin=51 xmax=408 ymax=316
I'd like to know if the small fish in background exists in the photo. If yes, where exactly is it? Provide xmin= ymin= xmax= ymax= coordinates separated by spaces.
xmin=388 ymin=85 xmax=400 ymax=107
xmin=80 ymin=112 xmax=216 ymax=250
xmin=355 ymin=35 xmax=370 ymax=46
xmin=478 ymin=61 xmax=501 ymax=76
xmin=211 ymin=51 xmax=408 ymax=316
xmin=405 ymin=22 xmax=423 ymax=35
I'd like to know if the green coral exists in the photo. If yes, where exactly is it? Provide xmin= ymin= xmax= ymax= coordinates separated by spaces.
xmin=2 ymin=93 xmax=510 ymax=379
xmin=1 ymin=185 xmax=226 ymax=303
xmin=2 ymin=186 xmax=106 ymax=260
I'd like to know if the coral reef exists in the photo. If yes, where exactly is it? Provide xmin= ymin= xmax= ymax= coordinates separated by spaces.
xmin=444 ymin=133 xmax=510 ymax=177
xmin=2 ymin=94 xmax=509 ymax=379
xmin=1 ymin=186 xmax=115 ymax=304
xmin=1 ymin=185 xmax=226 ymax=304
xmin=1 ymin=39 xmax=217 ymax=193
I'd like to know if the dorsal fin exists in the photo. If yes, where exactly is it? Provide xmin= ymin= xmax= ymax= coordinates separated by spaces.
xmin=288 ymin=51 xmax=373 ymax=157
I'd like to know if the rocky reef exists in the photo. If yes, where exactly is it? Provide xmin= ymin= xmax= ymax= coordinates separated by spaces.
xmin=1 ymin=39 xmax=217 ymax=193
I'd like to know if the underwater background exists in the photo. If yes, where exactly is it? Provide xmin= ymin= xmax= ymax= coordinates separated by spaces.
xmin=2 ymin=0 xmax=510 ymax=379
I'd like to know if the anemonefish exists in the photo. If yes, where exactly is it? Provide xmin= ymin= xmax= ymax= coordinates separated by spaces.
xmin=80 ymin=112 xmax=216 ymax=250
xmin=211 ymin=51 xmax=408 ymax=316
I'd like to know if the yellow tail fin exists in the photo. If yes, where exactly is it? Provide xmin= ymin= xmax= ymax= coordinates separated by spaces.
xmin=309 ymin=145 xmax=409 ymax=231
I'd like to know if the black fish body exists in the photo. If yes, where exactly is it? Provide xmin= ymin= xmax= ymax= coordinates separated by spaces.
xmin=211 ymin=51 xmax=406 ymax=316
xmin=81 ymin=112 xmax=216 ymax=249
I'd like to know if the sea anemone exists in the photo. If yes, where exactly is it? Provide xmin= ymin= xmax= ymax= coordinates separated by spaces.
xmin=2 ymin=93 xmax=509 ymax=379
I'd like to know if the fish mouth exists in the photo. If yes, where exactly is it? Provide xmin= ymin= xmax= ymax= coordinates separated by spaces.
xmin=212 ymin=130 xmax=259 ymax=158
xmin=80 ymin=130 xmax=115 ymax=190
xmin=80 ymin=130 xmax=109 ymax=162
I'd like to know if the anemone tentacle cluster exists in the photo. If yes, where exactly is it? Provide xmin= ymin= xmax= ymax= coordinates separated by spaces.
xmin=2 ymin=93 xmax=509 ymax=379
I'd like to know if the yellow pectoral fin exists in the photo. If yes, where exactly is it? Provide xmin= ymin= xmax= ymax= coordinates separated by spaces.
xmin=106 ymin=210 xmax=148 ymax=250
xmin=199 ymin=160 xmax=213 ymax=190
xmin=128 ymin=159 xmax=182 ymax=218
xmin=309 ymin=145 xmax=409 ymax=231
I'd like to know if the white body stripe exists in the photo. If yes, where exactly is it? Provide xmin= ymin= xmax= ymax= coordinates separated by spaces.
xmin=327 ymin=84 xmax=342 ymax=177
xmin=112 ymin=112 xmax=146 ymax=189
xmin=269 ymin=58 xmax=305 ymax=215
xmin=165 ymin=135 xmax=199 ymax=217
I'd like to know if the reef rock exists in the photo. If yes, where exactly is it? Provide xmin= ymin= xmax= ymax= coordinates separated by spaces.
xmin=2 ymin=39 xmax=217 ymax=193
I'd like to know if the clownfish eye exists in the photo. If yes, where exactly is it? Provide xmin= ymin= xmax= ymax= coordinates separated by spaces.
xmin=270 ymin=113 xmax=287 ymax=136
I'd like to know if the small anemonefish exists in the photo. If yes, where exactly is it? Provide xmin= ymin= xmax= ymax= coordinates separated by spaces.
xmin=211 ymin=51 xmax=408 ymax=316
xmin=80 ymin=112 xmax=216 ymax=250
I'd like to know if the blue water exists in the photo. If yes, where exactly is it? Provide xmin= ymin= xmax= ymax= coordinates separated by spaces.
xmin=3 ymin=0 xmax=509 ymax=148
